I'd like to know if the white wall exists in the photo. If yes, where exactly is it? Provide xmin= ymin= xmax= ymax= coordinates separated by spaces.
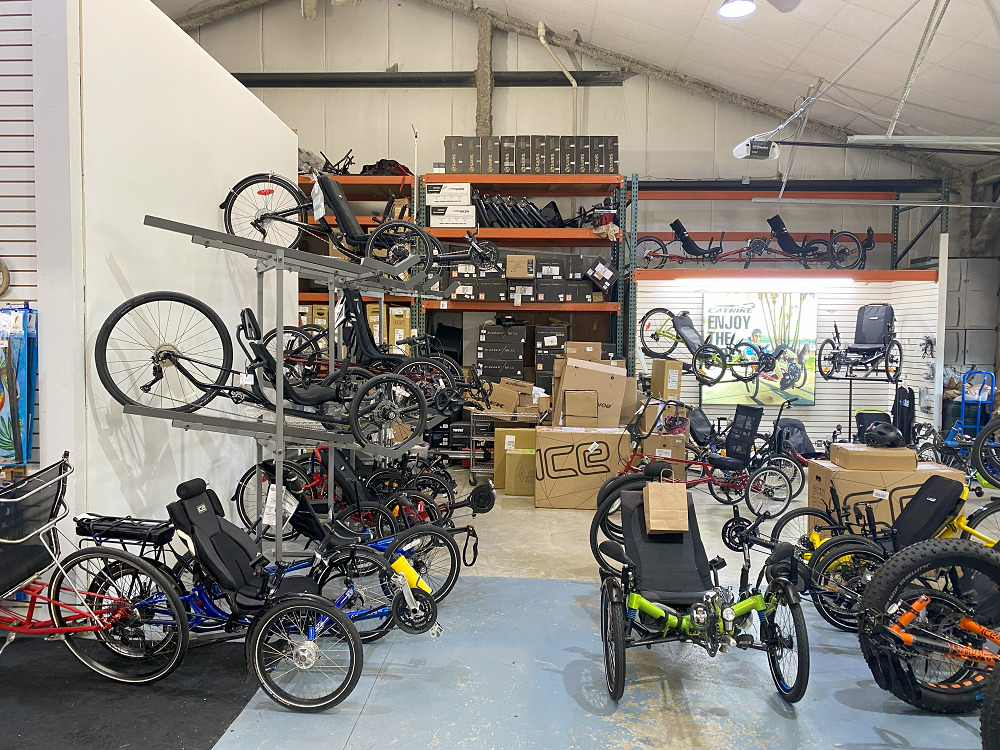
xmin=76 ymin=0 xmax=297 ymax=516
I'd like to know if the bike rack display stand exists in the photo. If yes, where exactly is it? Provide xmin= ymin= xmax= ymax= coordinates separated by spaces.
xmin=134 ymin=215 xmax=458 ymax=561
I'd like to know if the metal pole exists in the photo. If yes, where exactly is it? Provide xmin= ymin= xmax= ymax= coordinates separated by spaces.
xmin=274 ymin=245 xmax=285 ymax=563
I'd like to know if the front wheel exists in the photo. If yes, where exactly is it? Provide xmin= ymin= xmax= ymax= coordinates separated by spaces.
xmin=233 ymin=459 xmax=314 ymax=542
xmin=763 ymin=454 xmax=805 ymax=500
xmin=763 ymin=591 xmax=810 ymax=703
xmin=384 ymin=525 xmax=461 ymax=603
xmin=349 ymin=374 xmax=427 ymax=454
xmin=828 ymin=231 xmax=865 ymax=270
xmin=811 ymin=541 xmax=885 ymax=631
xmin=692 ymin=344 xmax=726 ymax=386
xmin=744 ymin=466 xmax=792 ymax=518
xmin=770 ymin=507 xmax=837 ymax=563
xmin=729 ymin=341 xmax=763 ymax=382
xmin=884 ymin=339 xmax=903 ymax=383
xmin=249 ymin=597 xmax=363 ymax=712
xmin=365 ymin=221 xmax=434 ymax=277
xmin=961 ymin=500 xmax=1000 ymax=546
xmin=638 ymin=308 xmax=679 ymax=358
xmin=317 ymin=546 xmax=396 ymax=643
xmin=222 ymin=173 xmax=308 ymax=249
xmin=973 ymin=417 xmax=1000 ymax=489
xmin=816 ymin=338 xmax=838 ymax=380
xmin=601 ymin=577 xmax=627 ymax=701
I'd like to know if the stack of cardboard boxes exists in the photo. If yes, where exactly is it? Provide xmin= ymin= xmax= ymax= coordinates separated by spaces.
xmin=443 ymin=135 xmax=620 ymax=174
xmin=426 ymin=181 xmax=476 ymax=229
xmin=364 ymin=303 xmax=412 ymax=356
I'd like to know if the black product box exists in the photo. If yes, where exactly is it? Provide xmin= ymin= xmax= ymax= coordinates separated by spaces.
xmin=585 ymin=256 xmax=618 ymax=293
xmin=565 ymin=279 xmax=593 ymax=303
xmin=607 ymin=135 xmax=620 ymax=174
xmin=534 ymin=279 xmax=564 ymax=302
xmin=535 ymin=326 xmax=568 ymax=349
xmin=500 ymin=136 xmax=516 ymax=174
xmin=536 ymin=256 xmax=563 ymax=278
xmin=449 ymin=282 xmax=476 ymax=301
xmin=567 ymin=254 xmax=590 ymax=280
xmin=450 ymin=421 xmax=471 ymax=449
xmin=534 ymin=346 xmax=563 ymax=374
xmin=444 ymin=136 xmax=465 ymax=173
xmin=535 ymin=372 xmax=554 ymax=396
xmin=531 ymin=135 xmax=547 ymax=174
xmin=545 ymin=135 xmax=561 ymax=173
xmin=429 ymin=423 xmax=451 ymax=448
xmin=591 ymin=136 xmax=607 ymax=175
xmin=515 ymin=135 xmax=532 ymax=175
xmin=449 ymin=262 xmax=477 ymax=279
xmin=477 ymin=341 xmax=523 ymax=361
xmin=577 ymin=136 xmax=592 ymax=174
xmin=482 ymin=136 xmax=501 ymax=174
xmin=560 ymin=136 xmax=576 ymax=174
xmin=467 ymin=137 xmax=482 ymax=173
xmin=601 ymin=343 xmax=617 ymax=360
xmin=480 ymin=361 xmax=523 ymax=380
xmin=477 ymin=263 xmax=504 ymax=278
xmin=507 ymin=283 xmax=535 ymax=303
xmin=474 ymin=279 xmax=507 ymax=302
xmin=480 ymin=324 xmax=526 ymax=343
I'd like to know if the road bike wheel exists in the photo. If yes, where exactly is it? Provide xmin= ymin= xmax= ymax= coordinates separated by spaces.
xmin=884 ymin=339 xmax=903 ymax=383
xmin=349 ymin=374 xmax=427 ymax=453
xmin=223 ymin=173 xmax=308 ymax=250
xmin=763 ymin=590 xmax=809 ymax=703
xmin=261 ymin=326 xmax=323 ymax=387
xmin=708 ymin=469 xmax=743 ymax=505
xmin=95 ymin=291 xmax=233 ymax=412
xmin=962 ymin=500 xmax=1000 ymax=546
xmin=857 ymin=539 xmax=1000 ymax=714
xmin=692 ymin=344 xmax=726 ymax=386
xmin=636 ymin=236 xmax=669 ymax=269
xmin=317 ymin=546 xmax=396 ymax=643
xmin=249 ymin=597 xmax=363 ymax=712
xmin=385 ymin=525 xmax=461 ymax=603
xmin=638 ymin=308 xmax=679 ymax=358
xmin=770 ymin=507 xmax=838 ymax=563
xmin=729 ymin=341 xmax=764 ymax=382
xmin=393 ymin=358 xmax=455 ymax=406
xmin=365 ymin=221 xmax=434 ymax=277
xmin=974 ymin=418 xmax=1000 ymax=489
xmin=744 ymin=466 xmax=792 ymax=518
xmin=764 ymin=454 xmax=805 ymax=500
xmin=828 ymin=231 xmax=864 ymax=270
xmin=332 ymin=501 xmax=399 ymax=540
xmin=811 ymin=541 xmax=884 ymax=631
xmin=49 ymin=547 xmax=189 ymax=684
xmin=816 ymin=338 xmax=838 ymax=380
xmin=233 ymin=459 xmax=314 ymax=542
xmin=601 ymin=577 xmax=627 ymax=701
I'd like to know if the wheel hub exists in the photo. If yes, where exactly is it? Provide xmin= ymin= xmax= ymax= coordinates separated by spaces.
xmin=153 ymin=343 xmax=181 ymax=368
xmin=291 ymin=639 xmax=320 ymax=669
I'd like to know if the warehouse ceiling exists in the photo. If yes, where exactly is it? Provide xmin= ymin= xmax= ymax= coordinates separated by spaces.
xmin=155 ymin=0 xmax=1000 ymax=161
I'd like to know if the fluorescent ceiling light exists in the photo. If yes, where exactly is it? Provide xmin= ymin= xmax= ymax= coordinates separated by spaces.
xmin=719 ymin=0 xmax=756 ymax=18
xmin=847 ymin=135 xmax=1000 ymax=147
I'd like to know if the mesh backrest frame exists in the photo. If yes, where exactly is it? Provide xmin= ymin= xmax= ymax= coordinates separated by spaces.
xmin=726 ymin=405 xmax=764 ymax=465
xmin=854 ymin=304 xmax=894 ymax=346
xmin=0 ymin=457 xmax=71 ymax=545
xmin=672 ymin=313 xmax=704 ymax=351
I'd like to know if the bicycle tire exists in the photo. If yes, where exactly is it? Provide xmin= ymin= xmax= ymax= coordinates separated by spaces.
xmin=983 ymin=667 xmax=1000 ymax=750
xmin=223 ymin=173 xmax=308 ymax=250
xmin=332 ymin=501 xmax=399 ymax=539
xmin=384 ymin=524 xmax=461 ymax=603
xmin=744 ymin=466 xmax=792 ymax=518
xmin=962 ymin=500 xmax=1000 ymax=546
xmin=729 ymin=341 xmax=763 ymax=383
xmin=601 ymin=577 xmax=627 ymax=701
xmin=233 ymin=459 xmax=314 ymax=542
xmin=260 ymin=326 xmax=322 ymax=386
xmin=828 ymin=231 xmax=864 ymax=270
xmin=365 ymin=220 xmax=434 ymax=277
xmin=393 ymin=358 xmax=455 ymax=404
xmin=591 ymin=479 xmax=649 ymax=574
xmin=884 ymin=339 xmax=903 ymax=383
xmin=974 ymin=417 xmax=1000 ymax=489
xmin=95 ymin=291 xmax=233 ymax=412
xmin=763 ymin=454 xmax=805 ymax=500
xmin=811 ymin=540 xmax=885 ymax=631
xmin=770 ymin=507 xmax=838 ymax=561
xmin=349 ymin=374 xmax=427 ymax=453
xmin=816 ymin=338 xmax=838 ymax=380
xmin=638 ymin=308 xmax=679 ymax=358
xmin=764 ymin=588 xmax=810 ymax=703
xmin=636 ymin=236 xmax=669 ymax=270
xmin=317 ymin=546 xmax=396 ymax=643
xmin=692 ymin=344 xmax=726 ymax=385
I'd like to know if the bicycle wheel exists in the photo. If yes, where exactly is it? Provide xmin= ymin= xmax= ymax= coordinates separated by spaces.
xmin=249 ymin=597 xmax=363 ymax=712
xmin=770 ymin=507 xmax=837 ymax=562
xmin=385 ymin=490 xmax=441 ymax=528
xmin=349 ymin=374 xmax=427 ymax=453
xmin=95 ymin=291 xmax=233 ymax=412
xmin=811 ymin=541 xmax=885 ymax=631
xmin=916 ymin=442 xmax=940 ymax=463
xmin=708 ymin=469 xmax=743 ymax=505
xmin=405 ymin=474 xmax=456 ymax=517
xmin=365 ymin=221 xmax=434 ymax=277
xmin=744 ymin=375 xmax=760 ymax=400
xmin=233 ymin=459 xmax=314 ymax=542
xmin=430 ymin=354 xmax=463 ymax=384
xmin=816 ymin=338 xmax=838 ymax=380
xmin=49 ymin=547 xmax=189 ymax=684
xmin=317 ymin=546 xmax=396 ymax=643
xmin=962 ymin=500 xmax=1000 ymax=546
xmin=261 ymin=326 xmax=323 ymax=387
xmin=983 ymin=668 xmax=1000 ymax=750
xmin=636 ymin=236 xmax=669 ymax=270
xmin=828 ymin=231 xmax=864 ymax=270
xmin=744 ymin=466 xmax=792 ymax=518
xmin=974 ymin=418 xmax=1000 ymax=489
xmin=384 ymin=525 xmax=461 ymax=603
xmin=763 ymin=589 xmax=810 ymax=703
xmin=764 ymin=454 xmax=805 ymax=500
xmin=223 ymin=173 xmax=308 ymax=249
xmin=638 ymin=308 xmax=679 ymax=358
xmin=601 ymin=577 xmax=626 ymax=701
xmin=858 ymin=539 xmax=1000 ymax=714
xmin=393 ymin=358 xmax=455 ymax=405
xmin=365 ymin=468 xmax=404 ymax=501
xmin=333 ymin=501 xmax=399 ymax=540
xmin=692 ymin=344 xmax=726 ymax=385
xmin=729 ymin=341 xmax=763 ymax=382
xmin=884 ymin=339 xmax=903 ymax=383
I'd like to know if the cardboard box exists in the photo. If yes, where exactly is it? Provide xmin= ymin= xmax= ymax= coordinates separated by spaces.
xmin=586 ymin=256 xmax=619 ymax=292
xmin=506 ymin=449 xmax=536 ymax=496
xmin=429 ymin=205 xmax=476 ymax=227
xmin=467 ymin=137 xmax=482 ymax=173
xmin=650 ymin=358 xmax=683 ymax=400
xmin=534 ymin=427 xmax=629 ymax=509
xmin=499 ymin=377 xmax=534 ymax=395
xmin=545 ymin=135 xmax=561 ymax=173
xmin=591 ymin=135 xmax=607 ymax=175
xmin=505 ymin=254 xmax=536 ymax=279
xmin=493 ymin=427 xmax=536 ymax=488
xmin=500 ymin=136 xmax=516 ymax=174
xmin=807 ymin=460 xmax=965 ymax=526
xmin=536 ymin=257 xmax=564 ymax=278
xmin=536 ymin=373 xmax=554 ymax=396
xmin=567 ymin=255 xmax=590 ymax=280
xmin=531 ymin=135 xmax=547 ymax=174
xmin=480 ymin=324 xmax=526 ymax=343
xmin=621 ymin=377 xmax=639 ymax=425
xmin=607 ymin=135 xmax=620 ymax=174
xmin=515 ymin=135 xmax=531 ymax=174
xmin=312 ymin=304 xmax=330 ymax=328
xmin=425 ymin=182 xmax=472 ymax=206
xmin=559 ymin=358 xmax=628 ymax=428
xmin=535 ymin=348 xmax=561 ymax=374
xmin=640 ymin=402 xmax=688 ymax=435
xmin=444 ymin=136 xmax=464 ymax=173
xmin=560 ymin=135 xmax=577 ymax=174
xmin=562 ymin=389 xmax=599 ymax=428
xmin=643 ymin=482 xmax=688 ymax=533
xmin=450 ymin=283 xmax=476 ymax=301
xmin=386 ymin=305 xmax=411 ymax=355
xmin=450 ymin=262 xmax=478 ymax=279
xmin=564 ymin=341 xmax=604 ymax=362
xmin=482 ymin=383 xmax=520 ymax=413
xmin=830 ymin=444 xmax=918 ymax=471
xmin=641 ymin=434 xmax=686 ymax=461
xmin=538 ymin=395 xmax=551 ymax=413
xmin=482 ymin=136 xmax=501 ymax=174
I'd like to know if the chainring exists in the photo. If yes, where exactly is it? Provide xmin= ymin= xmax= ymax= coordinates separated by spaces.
xmin=721 ymin=515 xmax=753 ymax=551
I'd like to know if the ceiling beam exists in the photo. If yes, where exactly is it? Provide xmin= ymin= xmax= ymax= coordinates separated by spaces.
xmin=175 ymin=0 xmax=279 ymax=30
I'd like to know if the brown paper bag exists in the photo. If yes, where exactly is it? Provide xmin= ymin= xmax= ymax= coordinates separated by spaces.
xmin=643 ymin=482 xmax=688 ymax=534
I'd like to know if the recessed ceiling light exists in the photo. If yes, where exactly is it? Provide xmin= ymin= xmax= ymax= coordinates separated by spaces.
xmin=719 ymin=0 xmax=757 ymax=18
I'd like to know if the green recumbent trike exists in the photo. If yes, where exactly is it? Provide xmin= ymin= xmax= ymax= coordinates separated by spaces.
xmin=598 ymin=489 xmax=810 ymax=703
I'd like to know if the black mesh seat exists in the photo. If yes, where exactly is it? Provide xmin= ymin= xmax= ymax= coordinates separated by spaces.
xmin=0 ymin=544 xmax=52 ymax=598
xmin=856 ymin=410 xmax=892 ymax=437
xmin=707 ymin=453 xmax=745 ymax=472
xmin=342 ymin=288 xmax=407 ymax=368
xmin=317 ymin=176 xmax=367 ymax=243
xmin=166 ymin=479 xmax=319 ymax=610
xmin=619 ymin=489 xmax=712 ymax=606
xmin=670 ymin=219 xmax=709 ymax=256
xmin=727 ymin=405 xmax=763 ymax=465
xmin=767 ymin=214 xmax=804 ymax=255
xmin=776 ymin=418 xmax=814 ymax=455
xmin=891 ymin=475 xmax=965 ymax=550
xmin=847 ymin=304 xmax=894 ymax=354
xmin=672 ymin=313 xmax=704 ymax=352
xmin=249 ymin=342 xmax=342 ymax=406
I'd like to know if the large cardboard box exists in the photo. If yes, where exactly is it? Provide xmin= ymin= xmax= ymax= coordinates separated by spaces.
xmin=562 ymin=390 xmax=599 ymax=428
xmin=620 ymin=377 xmax=639 ymax=425
xmin=534 ymin=427 xmax=629 ymax=509
xmin=425 ymin=182 xmax=472 ymax=206
xmin=505 ymin=449 xmax=536 ymax=496
xmin=499 ymin=377 xmax=533 ymax=395
xmin=643 ymin=482 xmax=688 ymax=533
xmin=807 ymin=460 xmax=965 ymax=525
xmin=564 ymin=341 xmax=603 ymax=362
xmin=830 ymin=444 xmax=917 ymax=471
xmin=505 ymin=254 xmax=536 ymax=279
xmin=640 ymin=434 xmax=686 ymax=461
xmin=559 ymin=359 xmax=627 ymax=428
xmin=493 ymin=427 xmax=536 ymax=489
xmin=386 ymin=306 xmax=411 ymax=355
xmin=650 ymin=358 xmax=683 ymax=400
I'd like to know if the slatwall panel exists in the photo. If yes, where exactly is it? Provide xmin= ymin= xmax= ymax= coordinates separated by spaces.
xmin=635 ymin=278 xmax=938 ymax=450
xmin=1 ymin=0 xmax=36 ymax=462
xmin=891 ymin=281 xmax=939 ymax=420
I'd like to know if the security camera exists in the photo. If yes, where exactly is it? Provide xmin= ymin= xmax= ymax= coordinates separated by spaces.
xmin=733 ymin=138 xmax=780 ymax=160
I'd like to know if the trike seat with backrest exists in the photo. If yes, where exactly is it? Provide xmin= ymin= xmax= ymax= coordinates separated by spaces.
xmin=707 ymin=453 xmax=745 ymax=472
xmin=342 ymin=288 xmax=408 ymax=367
xmin=887 ymin=475 xmax=965 ymax=551
xmin=846 ymin=304 xmax=894 ymax=354
xmin=672 ymin=313 xmax=704 ymax=352
xmin=317 ymin=176 xmax=367 ymax=243
xmin=687 ymin=406 xmax=715 ymax=447
xmin=166 ymin=479 xmax=319 ymax=610
xmin=249 ymin=341 xmax=342 ymax=406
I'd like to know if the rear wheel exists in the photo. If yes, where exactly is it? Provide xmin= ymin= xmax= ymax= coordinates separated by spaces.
xmin=817 ymin=339 xmax=838 ymax=380
xmin=974 ymin=417 xmax=1000 ymax=489
xmin=384 ymin=525 xmax=461 ymax=603
xmin=349 ymin=374 xmax=427 ymax=453
xmin=770 ymin=507 xmax=838 ymax=564
xmin=601 ymin=578 xmax=626 ymax=701
xmin=708 ymin=468 xmax=744 ymax=505
xmin=828 ymin=231 xmax=864 ymax=270
xmin=332 ymin=501 xmax=399 ymax=540
xmin=365 ymin=221 xmax=434 ymax=277
xmin=729 ymin=341 xmax=763 ymax=382
xmin=961 ymin=500 xmax=1000 ymax=546
xmin=763 ymin=454 xmax=805 ymax=500
xmin=637 ymin=236 xmax=669 ymax=270
xmin=638 ymin=308 xmax=679 ymax=358
xmin=223 ymin=173 xmax=308 ymax=249
xmin=763 ymin=591 xmax=810 ymax=703
xmin=811 ymin=542 xmax=885 ymax=631
xmin=884 ymin=339 xmax=903 ymax=383
xmin=393 ymin=358 xmax=455 ymax=405
xmin=317 ymin=547 xmax=396 ymax=643
xmin=234 ymin=460 xmax=314 ymax=542
xmin=983 ymin=668 xmax=1000 ymax=749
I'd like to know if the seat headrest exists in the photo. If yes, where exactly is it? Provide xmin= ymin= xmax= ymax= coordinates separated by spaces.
xmin=176 ymin=478 xmax=208 ymax=499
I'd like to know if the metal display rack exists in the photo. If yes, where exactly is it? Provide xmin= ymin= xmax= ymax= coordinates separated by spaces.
xmin=134 ymin=215 xmax=458 ymax=560
xmin=468 ymin=409 xmax=541 ymax=484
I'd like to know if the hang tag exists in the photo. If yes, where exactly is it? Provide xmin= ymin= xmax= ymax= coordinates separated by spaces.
xmin=311 ymin=180 xmax=326 ymax=220
xmin=429 ymin=622 xmax=444 ymax=638
xmin=440 ymin=301 xmax=448 ymax=310
xmin=241 ymin=373 xmax=253 ymax=386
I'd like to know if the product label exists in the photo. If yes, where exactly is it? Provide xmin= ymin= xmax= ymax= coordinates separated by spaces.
xmin=543 ymin=335 xmax=557 ymax=346
xmin=655 ymin=448 xmax=672 ymax=458
xmin=505 ymin=435 xmax=516 ymax=450
xmin=668 ymin=370 xmax=680 ymax=390
xmin=873 ymin=489 xmax=890 ymax=499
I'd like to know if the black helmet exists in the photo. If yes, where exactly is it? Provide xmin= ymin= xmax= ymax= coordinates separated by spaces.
xmin=864 ymin=422 xmax=905 ymax=448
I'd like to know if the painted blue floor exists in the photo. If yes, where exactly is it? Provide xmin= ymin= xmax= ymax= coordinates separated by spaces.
xmin=213 ymin=576 xmax=982 ymax=750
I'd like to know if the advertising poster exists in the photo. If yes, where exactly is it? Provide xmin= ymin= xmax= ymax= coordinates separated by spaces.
xmin=702 ymin=292 xmax=817 ymax=406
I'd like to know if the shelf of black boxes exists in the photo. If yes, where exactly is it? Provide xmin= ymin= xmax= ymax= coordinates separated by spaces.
xmin=469 ymin=410 xmax=541 ymax=482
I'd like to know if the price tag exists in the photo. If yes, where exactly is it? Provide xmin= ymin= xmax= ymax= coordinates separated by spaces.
xmin=429 ymin=622 xmax=444 ymax=638
xmin=440 ymin=301 xmax=448 ymax=309
xmin=311 ymin=180 xmax=326 ymax=220
xmin=241 ymin=373 xmax=254 ymax=386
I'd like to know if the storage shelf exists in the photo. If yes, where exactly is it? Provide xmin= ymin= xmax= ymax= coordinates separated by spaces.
xmin=637 ymin=230 xmax=894 ymax=244
xmin=631 ymin=189 xmax=898 ymax=201
xmin=422 ymin=300 xmax=619 ymax=312
xmin=297 ymin=174 xmax=414 ymax=200
xmin=632 ymin=268 xmax=938 ymax=282
xmin=422 ymin=173 xmax=622 ymax=196
xmin=299 ymin=292 xmax=414 ymax=304
xmin=426 ymin=227 xmax=611 ymax=247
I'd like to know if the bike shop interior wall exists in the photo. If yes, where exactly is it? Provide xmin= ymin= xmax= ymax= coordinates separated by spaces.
xmin=34 ymin=0 xmax=298 ymax=516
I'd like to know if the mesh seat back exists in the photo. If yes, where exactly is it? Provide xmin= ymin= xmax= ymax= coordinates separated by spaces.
xmin=619 ymin=489 xmax=712 ymax=597
xmin=672 ymin=313 xmax=704 ymax=351
xmin=318 ymin=176 xmax=366 ymax=240
xmin=776 ymin=417 xmax=814 ymax=454
xmin=0 ymin=458 xmax=69 ymax=543
xmin=854 ymin=304 xmax=894 ymax=346
xmin=727 ymin=405 xmax=763 ymax=465
xmin=669 ymin=219 xmax=706 ymax=256
xmin=688 ymin=407 xmax=714 ymax=447
xmin=892 ymin=475 xmax=965 ymax=549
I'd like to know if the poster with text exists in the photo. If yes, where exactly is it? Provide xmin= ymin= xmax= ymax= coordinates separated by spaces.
xmin=701 ymin=292 xmax=817 ymax=406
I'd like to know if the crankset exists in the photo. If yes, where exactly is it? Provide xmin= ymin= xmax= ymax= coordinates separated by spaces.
xmin=721 ymin=515 xmax=753 ymax=551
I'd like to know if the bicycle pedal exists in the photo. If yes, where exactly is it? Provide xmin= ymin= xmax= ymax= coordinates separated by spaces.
xmin=429 ymin=622 xmax=444 ymax=639
xmin=734 ymin=633 xmax=754 ymax=649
